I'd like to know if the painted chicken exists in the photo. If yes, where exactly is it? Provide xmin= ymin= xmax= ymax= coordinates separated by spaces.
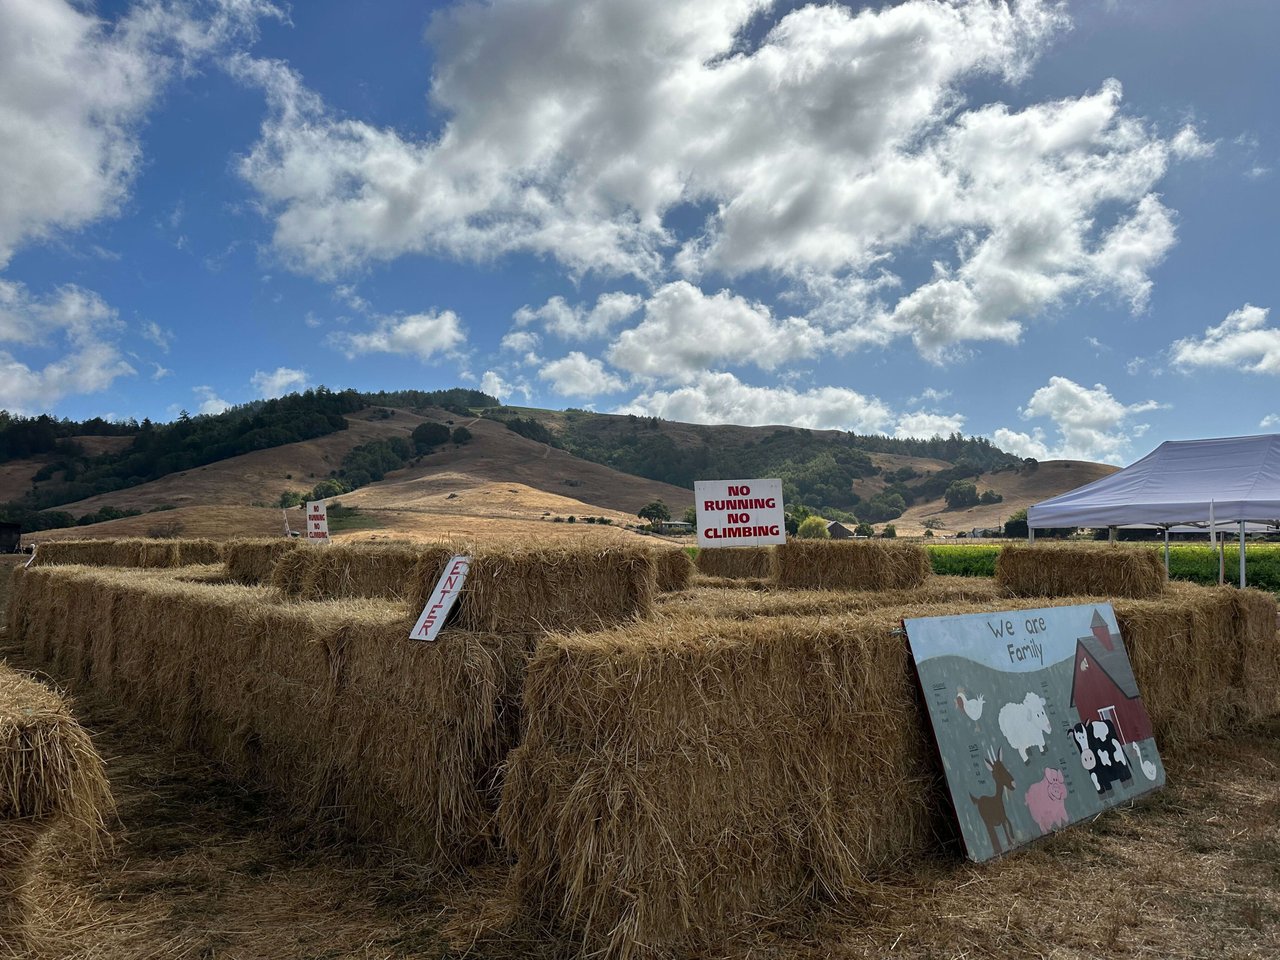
xmin=955 ymin=687 xmax=985 ymax=722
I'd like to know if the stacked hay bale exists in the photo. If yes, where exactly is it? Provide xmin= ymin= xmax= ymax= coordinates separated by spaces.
xmin=32 ymin=538 xmax=181 ymax=568
xmin=270 ymin=540 xmax=455 ymax=602
xmin=1113 ymin=584 xmax=1279 ymax=747
xmin=658 ymin=575 xmax=1002 ymax=620
xmin=0 ymin=665 xmax=113 ymax=947
xmin=775 ymin=539 xmax=932 ymax=591
xmin=224 ymin=537 xmax=303 ymax=584
xmin=652 ymin=549 xmax=694 ymax=592
xmin=502 ymin=582 xmax=1280 ymax=956
xmin=502 ymin=607 xmax=963 ymax=957
xmin=694 ymin=546 xmax=775 ymax=580
xmin=9 ymin=540 xmax=659 ymax=870
xmin=996 ymin=544 xmax=1167 ymax=598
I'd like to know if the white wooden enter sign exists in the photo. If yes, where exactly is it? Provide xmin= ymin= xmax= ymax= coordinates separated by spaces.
xmin=410 ymin=555 xmax=471 ymax=642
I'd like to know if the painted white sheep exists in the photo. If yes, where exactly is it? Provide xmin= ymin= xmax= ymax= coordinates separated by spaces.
xmin=998 ymin=692 xmax=1051 ymax=763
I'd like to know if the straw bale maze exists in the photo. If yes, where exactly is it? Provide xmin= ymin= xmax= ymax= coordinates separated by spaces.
xmin=2 ymin=537 xmax=1279 ymax=957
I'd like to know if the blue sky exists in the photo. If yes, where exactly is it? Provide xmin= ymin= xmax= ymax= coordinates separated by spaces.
xmin=2 ymin=0 xmax=1278 ymax=464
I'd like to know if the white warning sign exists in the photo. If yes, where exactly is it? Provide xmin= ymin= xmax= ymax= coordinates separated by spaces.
xmin=694 ymin=478 xmax=786 ymax=549
xmin=305 ymin=500 xmax=330 ymax=542
xmin=410 ymin=555 xmax=471 ymax=642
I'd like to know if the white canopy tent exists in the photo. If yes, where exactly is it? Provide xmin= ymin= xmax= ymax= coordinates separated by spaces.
xmin=1027 ymin=434 xmax=1280 ymax=587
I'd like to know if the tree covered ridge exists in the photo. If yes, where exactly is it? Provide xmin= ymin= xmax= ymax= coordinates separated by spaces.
xmin=484 ymin=407 xmax=1021 ymax=522
xmin=0 ymin=387 xmax=496 ymax=528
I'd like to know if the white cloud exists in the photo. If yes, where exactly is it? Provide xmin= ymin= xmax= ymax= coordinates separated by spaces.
xmin=142 ymin=321 xmax=174 ymax=352
xmin=250 ymin=366 xmax=308 ymax=397
xmin=479 ymin=369 xmax=512 ymax=402
xmin=150 ymin=362 xmax=172 ymax=380
xmin=993 ymin=426 xmax=1051 ymax=460
xmin=331 ymin=310 xmax=466 ymax=362
xmin=193 ymin=385 xmax=230 ymax=415
xmin=515 ymin=291 xmax=642 ymax=340
xmin=1261 ymin=414 xmax=1280 ymax=430
xmin=0 ymin=0 xmax=282 ymax=266
xmin=1169 ymin=124 xmax=1215 ymax=160
xmin=910 ymin=387 xmax=951 ymax=405
xmin=998 ymin=375 xmax=1163 ymax=463
xmin=1169 ymin=304 xmax=1280 ymax=374
xmin=895 ymin=410 xmax=966 ymax=439
xmin=608 ymin=281 xmax=824 ymax=383
xmin=538 ymin=352 xmax=625 ymax=398
xmin=620 ymin=371 xmax=894 ymax=432
xmin=236 ymin=1 xmax=1187 ymax=359
xmin=0 ymin=279 xmax=135 ymax=413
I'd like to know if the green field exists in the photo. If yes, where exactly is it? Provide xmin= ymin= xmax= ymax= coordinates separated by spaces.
xmin=926 ymin=542 xmax=1280 ymax=590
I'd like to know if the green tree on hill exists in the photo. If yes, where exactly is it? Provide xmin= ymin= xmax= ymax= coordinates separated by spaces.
xmin=796 ymin=516 xmax=830 ymax=539
xmin=638 ymin=500 xmax=670 ymax=525
xmin=944 ymin=480 xmax=980 ymax=509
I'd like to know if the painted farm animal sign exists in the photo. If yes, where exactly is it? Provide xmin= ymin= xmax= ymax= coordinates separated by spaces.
xmin=905 ymin=604 xmax=1165 ymax=862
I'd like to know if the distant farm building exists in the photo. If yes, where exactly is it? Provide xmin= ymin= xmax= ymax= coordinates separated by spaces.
xmin=0 ymin=522 xmax=20 ymax=554
xmin=654 ymin=520 xmax=694 ymax=535
xmin=825 ymin=520 xmax=853 ymax=540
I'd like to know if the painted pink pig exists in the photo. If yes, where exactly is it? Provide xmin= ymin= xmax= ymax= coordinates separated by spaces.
xmin=1024 ymin=767 xmax=1069 ymax=833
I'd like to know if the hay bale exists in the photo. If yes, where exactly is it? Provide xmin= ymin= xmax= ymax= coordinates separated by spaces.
xmin=30 ymin=538 xmax=183 ymax=568
xmin=653 ymin=549 xmax=694 ymax=592
xmin=688 ymin=574 xmax=773 ymax=591
xmin=658 ymin=576 xmax=1002 ymax=621
xmin=8 ymin=566 xmax=533 ymax=871
xmin=0 ymin=665 xmax=114 ymax=945
xmin=224 ymin=537 xmax=302 ymax=584
xmin=176 ymin=539 xmax=226 ymax=565
xmin=997 ymin=544 xmax=1167 ymax=598
xmin=694 ymin=546 xmax=775 ymax=580
xmin=335 ymin=612 xmax=531 ymax=864
xmin=775 ymin=540 xmax=932 ymax=591
xmin=405 ymin=545 xmax=657 ymax=635
xmin=1112 ymin=583 xmax=1280 ymax=746
xmin=270 ymin=540 xmax=457 ymax=604
xmin=503 ymin=608 xmax=959 ymax=958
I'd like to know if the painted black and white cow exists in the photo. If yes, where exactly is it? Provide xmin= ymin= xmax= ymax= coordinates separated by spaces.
xmin=1068 ymin=719 xmax=1133 ymax=795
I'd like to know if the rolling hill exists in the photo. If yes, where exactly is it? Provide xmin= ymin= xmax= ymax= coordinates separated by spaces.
xmin=3 ymin=394 xmax=1116 ymax=542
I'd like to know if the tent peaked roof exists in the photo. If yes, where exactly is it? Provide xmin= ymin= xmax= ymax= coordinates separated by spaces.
xmin=1028 ymin=434 xmax=1280 ymax=530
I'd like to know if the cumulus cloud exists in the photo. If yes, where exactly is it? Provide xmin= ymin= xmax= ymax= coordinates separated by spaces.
xmin=515 ymin=291 xmax=642 ymax=341
xmin=236 ymin=0 xmax=1187 ymax=359
xmin=607 ymin=281 xmax=826 ymax=383
xmin=331 ymin=310 xmax=465 ymax=362
xmin=0 ymin=279 xmax=135 ymax=413
xmin=1169 ymin=304 xmax=1280 ymax=374
xmin=895 ymin=410 xmax=966 ymax=439
xmin=619 ymin=371 xmax=894 ymax=432
xmin=193 ymin=384 xmax=230 ymax=415
xmin=993 ymin=426 xmax=1051 ymax=460
xmin=250 ymin=366 xmax=308 ymax=397
xmin=538 ymin=352 xmax=625 ymax=398
xmin=997 ymin=376 xmax=1163 ymax=463
xmin=1260 ymin=414 xmax=1279 ymax=430
xmin=479 ymin=369 xmax=512 ymax=402
xmin=0 ymin=0 xmax=282 ymax=266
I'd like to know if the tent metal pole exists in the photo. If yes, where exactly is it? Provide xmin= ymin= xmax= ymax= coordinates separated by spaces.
xmin=1236 ymin=520 xmax=1244 ymax=587
xmin=1028 ymin=527 xmax=1035 ymax=545
xmin=1163 ymin=527 xmax=1169 ymax=575
xmin=1108 ymin=525 xmax=1116 ymax=544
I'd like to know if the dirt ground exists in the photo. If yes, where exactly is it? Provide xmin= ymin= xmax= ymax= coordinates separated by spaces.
xmin=1 ymin=554 xmax=1278 ymax=958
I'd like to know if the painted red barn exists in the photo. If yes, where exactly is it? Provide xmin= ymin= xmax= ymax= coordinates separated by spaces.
xmin=1068 ymin=609 xmax=1154 ymax=745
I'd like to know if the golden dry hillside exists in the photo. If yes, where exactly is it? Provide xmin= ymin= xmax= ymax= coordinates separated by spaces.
xmin=895 ymin=459 xmax=1119 ymax=536
xmin=31 ymin=409 xmax=691 ymax=540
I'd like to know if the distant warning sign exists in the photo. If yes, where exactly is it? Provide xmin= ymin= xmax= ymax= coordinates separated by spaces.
xmin=411 ymin=555 xmax=471 ymax=642
xmin=695 ymin=478 xmax=785 ymax=549
xmin=305 ymin=500 xmax=329 ymax=541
